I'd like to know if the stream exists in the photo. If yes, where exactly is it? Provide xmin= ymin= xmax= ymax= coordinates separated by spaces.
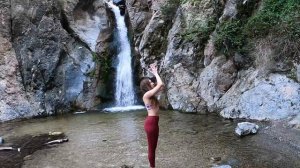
xmin=1 ymin=110 xmax=300 ymax=168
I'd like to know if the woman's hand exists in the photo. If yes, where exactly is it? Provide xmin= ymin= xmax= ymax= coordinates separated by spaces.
xmin=149 ymin=63 xmax=158 ymax=75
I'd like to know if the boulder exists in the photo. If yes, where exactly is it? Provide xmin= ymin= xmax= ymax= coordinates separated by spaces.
xmin=218 ymin=72 xmax=300 ymax=120
xmin=235 ymin=122 xmax=259 ymax=136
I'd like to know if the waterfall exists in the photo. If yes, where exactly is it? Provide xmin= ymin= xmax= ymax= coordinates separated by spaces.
xmin=110 ymin=3 xmax=135 ymax=107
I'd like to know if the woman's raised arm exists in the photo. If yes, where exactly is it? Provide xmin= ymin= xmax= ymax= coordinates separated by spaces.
xmin=143 ymin=64 xmax=164 ymax=99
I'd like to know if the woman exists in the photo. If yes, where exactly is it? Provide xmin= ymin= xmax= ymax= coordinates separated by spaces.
xmin=140 ymin=63 xmax=164 ymax=168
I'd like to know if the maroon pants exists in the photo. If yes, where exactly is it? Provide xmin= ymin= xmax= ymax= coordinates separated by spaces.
xmin=144 ymin=116 xmax=159 ymax=167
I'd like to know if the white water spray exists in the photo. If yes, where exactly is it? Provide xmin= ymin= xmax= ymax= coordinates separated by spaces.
xmin=109 ymin=2 xmax=135 ymax=107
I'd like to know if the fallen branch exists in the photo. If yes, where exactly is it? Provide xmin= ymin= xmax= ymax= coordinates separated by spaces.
xmin=0 ymin=147 xmax=21 ymax=152
xmin=45 ymin=138 xmax=69 ymax=145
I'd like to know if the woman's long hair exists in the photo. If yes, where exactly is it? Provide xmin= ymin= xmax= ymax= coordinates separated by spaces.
xmin=140 ymin=77 xmax=159 ymax=106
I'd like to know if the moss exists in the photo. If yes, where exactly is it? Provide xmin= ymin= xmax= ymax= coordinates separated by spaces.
xmin=87 ymin=68 xmax=96 ymax=78
xmin=91 ymin=51 xmax=112 ymax=82
xmin=179 ymin=0 xmax=223 ymax=51
xmin=91 ymin=52 xmax=99 ymax=62
xmin=99 ymin=50 xmax=112 ymax=82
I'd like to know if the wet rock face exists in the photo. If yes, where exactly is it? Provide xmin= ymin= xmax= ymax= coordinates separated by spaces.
xmin=126 ymin=0 xmax=152 ymax=33
xmin=0 ymin=0 xmax=98 ymax=121
xmin=0 ymin=36 xmax=39 ymax=121
xmin=0 ymin=1 xmax=39 ymax=121
xmin=61 ymin=0 xmax=106 ymax=51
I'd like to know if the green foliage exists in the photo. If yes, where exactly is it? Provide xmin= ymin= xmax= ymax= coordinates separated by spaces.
xmin=181 ymin=18 xmax=217 ymax=45
xmin=91 ymin=51 xmax=112 ymax=81
xmin=215 ymin=0 xmax=300 ymax=60
xmin=244 ymin=0 xmax=300 ymax=62
xmin=161 ymin=0 xmax=181 ymax=22
xmin=215 ymin=20 xmax=245 ymax=53
xmin=91 ymin=52 xmax=99 ymax=62
xmin=244 ymin=0 xmax=300 ymax=38
xmin=161 ymin=0 xmax=206 ymax=21
xmin=100 ymin=51 xmax=112 ymax=82
xmin=214 ymin=0 xmax=259 ymax=54
xmin=87 ymin=69 xmax=96 ymax=78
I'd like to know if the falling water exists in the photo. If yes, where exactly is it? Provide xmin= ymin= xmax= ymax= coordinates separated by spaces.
xmin=110 ymin=3 xmax=135 ymax=107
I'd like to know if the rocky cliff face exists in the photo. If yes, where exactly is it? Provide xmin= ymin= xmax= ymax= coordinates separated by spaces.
xmin=0 ymin=0 xmax=106 ymax=121
xmin=1 ymin=0 xmax=300 ymax=127
xmin=128 ymin=0 xmax=300 ymax=126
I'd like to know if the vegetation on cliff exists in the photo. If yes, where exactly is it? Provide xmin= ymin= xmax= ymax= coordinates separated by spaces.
xmin=216 ymin=0 xmax=300 ymax=63
xmin=161 ymin=0 xmax=300 ymax=64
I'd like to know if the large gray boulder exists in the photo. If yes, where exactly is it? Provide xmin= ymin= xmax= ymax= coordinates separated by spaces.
xmin=199 ymin=56 xmax=237 ymax=111
xmin=218 ymin=72 xmax=300 ymax=120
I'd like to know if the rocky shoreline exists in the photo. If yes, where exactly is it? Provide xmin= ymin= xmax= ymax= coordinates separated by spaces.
xmin=0 ymin=133 xmax=67 ymax=168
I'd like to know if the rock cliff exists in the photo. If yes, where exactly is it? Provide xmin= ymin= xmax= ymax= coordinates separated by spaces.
xmin=128 ymin=0 xmax=300 ymax=126
xmin=1 ymin=0 xmax=299 ymax=128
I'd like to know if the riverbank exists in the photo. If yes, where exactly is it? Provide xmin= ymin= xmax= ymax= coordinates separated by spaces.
xmin=0 ymin=133 xmax=67 ymax=168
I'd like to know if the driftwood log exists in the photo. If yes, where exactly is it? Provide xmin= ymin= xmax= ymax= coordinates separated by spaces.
xmin=0 ymin=147 xmax=21 ymax=152
xmin=45 ymin=138 xmax=69 ymax=145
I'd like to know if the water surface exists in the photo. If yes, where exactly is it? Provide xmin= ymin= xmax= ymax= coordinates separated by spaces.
xmin=1 ymin=110 xmax=299 ymax=168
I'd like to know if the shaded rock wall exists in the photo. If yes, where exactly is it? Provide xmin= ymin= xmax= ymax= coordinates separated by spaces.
xmin=0 ymin=0 xmax=108 ymax=121
xmin=0 ymin=0 xmax=39 ymax=121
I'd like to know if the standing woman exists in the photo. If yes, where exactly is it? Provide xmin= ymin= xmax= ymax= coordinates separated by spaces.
xmin=140 ymin=63 xmax=164 ymax=168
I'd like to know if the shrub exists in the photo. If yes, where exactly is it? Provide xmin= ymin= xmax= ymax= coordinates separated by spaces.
xmin=161 ymin=0 xmax=181 ymax=22
xmin=215 ymin=20 xmax=245 ymax=53
xmin=181 ymin=18 xmax=217 ymax=45
xmin=244 ymin=0 xmax=300 ymax=62
xmin=245 ymin=0 xmax=300 ymax=38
